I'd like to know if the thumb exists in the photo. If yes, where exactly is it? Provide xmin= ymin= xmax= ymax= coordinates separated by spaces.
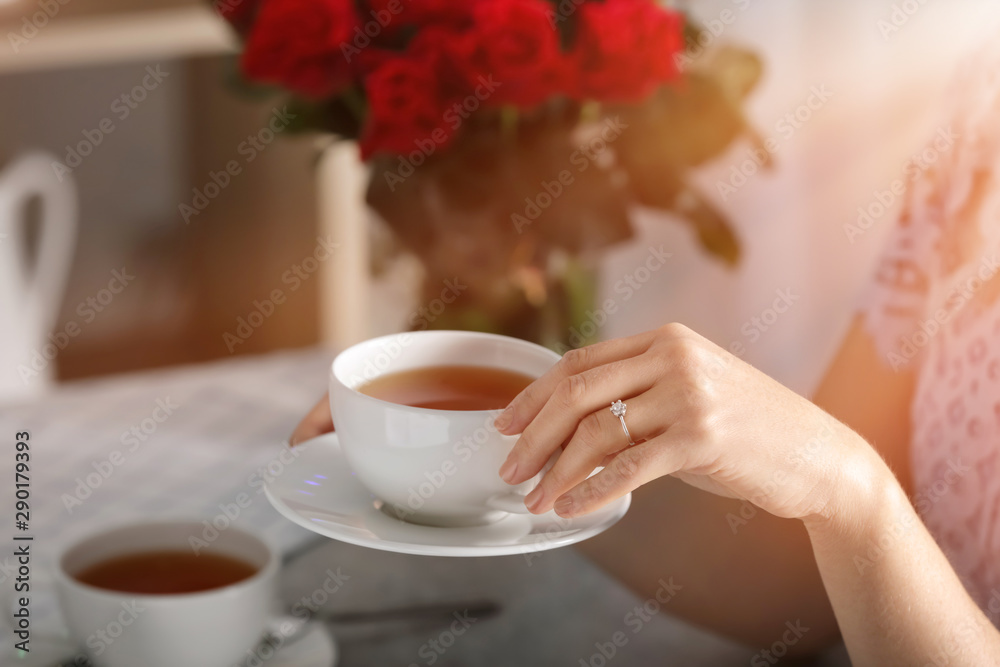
xmin=290 ymin=393 xmax=334 ymax=446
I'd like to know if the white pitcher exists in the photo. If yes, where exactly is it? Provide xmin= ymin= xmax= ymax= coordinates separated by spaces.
xmin=0 ymin=151 xmax=77 ymax=403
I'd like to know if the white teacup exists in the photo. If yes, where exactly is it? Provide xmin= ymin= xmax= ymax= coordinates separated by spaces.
xmin=329 ymin=330 xmax=561 ymax=527
xmin=53 ymin=521 xmax=278 ymax=667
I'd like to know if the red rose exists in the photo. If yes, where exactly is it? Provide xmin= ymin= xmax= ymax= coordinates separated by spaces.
xmin=359 ymin=22 xmax=481 ymax=158
xmin=348 ymin=4 xmax=478 ymax=82
xmin=573 ymin=0 xmax=683 ymax=102
xmin=361 ymin=55 xmax=454 ymax=158
xmin=468 ymin=0 xmax=567 ymax=108
xmin=367 ymin=0 xmax=474 ymax=27
xmin=241 ymin=0 xmax=358 ymax=99
xmin=409 ymin=25 xmax=478 ymax=100
xmin=645 ymin=5 xmax=684 ymax=82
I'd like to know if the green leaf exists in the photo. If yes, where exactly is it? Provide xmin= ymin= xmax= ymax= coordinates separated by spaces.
xmin=282 ymin=95 xmax=363 ymax=139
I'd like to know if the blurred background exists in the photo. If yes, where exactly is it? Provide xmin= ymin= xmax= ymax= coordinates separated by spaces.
xmin=1 ymin=0 xmax=998 ymax=399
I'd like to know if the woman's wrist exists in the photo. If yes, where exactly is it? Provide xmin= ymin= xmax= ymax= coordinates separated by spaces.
xmin=801 ymin=434 xmax=910 ymax=547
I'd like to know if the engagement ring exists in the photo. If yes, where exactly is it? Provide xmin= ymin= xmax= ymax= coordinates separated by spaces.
xmin=610 ymin=400 xmax=635 ymax=447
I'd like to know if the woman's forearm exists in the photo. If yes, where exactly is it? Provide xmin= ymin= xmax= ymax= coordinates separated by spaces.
xmin=804 ymin=458 xmax=1000 ymax=666
xmin=489 ymin=323 xmax=999 ymax=663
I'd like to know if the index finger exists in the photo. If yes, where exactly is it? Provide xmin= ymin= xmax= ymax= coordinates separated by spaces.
xmin=495 ymin=331 xmax=658 ymax=435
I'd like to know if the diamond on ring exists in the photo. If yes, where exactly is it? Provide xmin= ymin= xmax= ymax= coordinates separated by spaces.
xmin=610 ymin=400 xmax=635 ymax=446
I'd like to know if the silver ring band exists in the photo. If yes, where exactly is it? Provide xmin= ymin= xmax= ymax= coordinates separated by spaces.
xmin=610 ymin=400 xmax=635 ymax=447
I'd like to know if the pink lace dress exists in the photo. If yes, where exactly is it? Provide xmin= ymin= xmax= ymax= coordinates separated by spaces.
xmin=862 ymin=40 xmax=1000 ymax=619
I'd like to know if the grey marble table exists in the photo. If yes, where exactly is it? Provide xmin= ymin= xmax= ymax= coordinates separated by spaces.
xmin=280 ymin=536 xmax=852 ymax=667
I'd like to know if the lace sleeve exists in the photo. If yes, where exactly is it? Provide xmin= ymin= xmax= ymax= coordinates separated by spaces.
xmin=859 ymin=38 xmax=1000 ymax=371
xmin=858 ymin=156 xmax=947 ymax=371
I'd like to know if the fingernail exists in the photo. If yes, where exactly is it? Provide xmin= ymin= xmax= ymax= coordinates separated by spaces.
xmin=494 ymin=406 xmax=513 ymax=432
xmin=554 ymin=496 xmax=575 ymax=517
xmin=499 ymin=458 xmax=518 ymax=484
xmin=525 ymin=486 xmax=545 ymax=512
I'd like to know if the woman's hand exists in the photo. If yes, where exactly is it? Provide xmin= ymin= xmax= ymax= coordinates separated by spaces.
xmin=289 ymin=393 xmax=333 ymax=446
xmin=496 ymin=323 xmax=894 ymax=525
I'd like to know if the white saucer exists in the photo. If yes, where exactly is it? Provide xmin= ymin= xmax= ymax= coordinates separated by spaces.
xmin=261 ymin=616 xmax=337 ymax=667
xmin=265 ymin=433 xmax=630 ymax=557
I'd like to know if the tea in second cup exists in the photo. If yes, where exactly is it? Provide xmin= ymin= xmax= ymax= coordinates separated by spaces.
xmin=329 ymin=330 xmax=561 ymax=527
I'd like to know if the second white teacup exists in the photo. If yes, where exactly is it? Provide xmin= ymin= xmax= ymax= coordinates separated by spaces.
xmin=53 ymin=520 xmax=278 ymax=667
xmin=329 ymin=330 xmax=561 ymax=527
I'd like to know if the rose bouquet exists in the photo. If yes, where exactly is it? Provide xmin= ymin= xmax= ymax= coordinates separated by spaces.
xmin=220 ymin=0 xmax=763 ymax=348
